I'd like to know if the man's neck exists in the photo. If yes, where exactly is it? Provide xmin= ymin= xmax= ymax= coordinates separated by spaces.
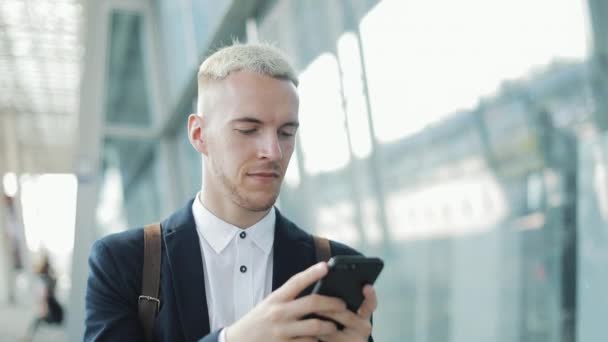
xmin=198 ymin=192 xmax=270 ymax=229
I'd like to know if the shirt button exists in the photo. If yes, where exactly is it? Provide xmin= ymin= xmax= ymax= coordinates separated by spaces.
xmin=240 ymin=265 xmax=247 ymax=273
xmin=239 ymin=231 xmax=246 ymax=239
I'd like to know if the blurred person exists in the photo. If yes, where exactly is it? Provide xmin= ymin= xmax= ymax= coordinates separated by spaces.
xmin=85 ymin=42 xmax=377 ymax=342
xmin=22 ymin=253 xmax=64 ymax=341
xmin=3 ymin=194 xmax=24 ymax=304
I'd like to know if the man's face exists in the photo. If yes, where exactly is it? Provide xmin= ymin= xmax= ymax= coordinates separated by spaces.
xmin=197 ymin=71 xmax=299 ymax=212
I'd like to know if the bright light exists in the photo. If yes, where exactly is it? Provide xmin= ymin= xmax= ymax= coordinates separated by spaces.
xmin=299 ymin=53 xmax=351 ymax=175
xmin=20 ymin=174 xmax=78 ymax=254
xmin=96 ymin=167 xmax=128 ymax=235
xmin=360 ymin=0 xmax=589 ymax=143
xmin=3 ymin=172 xmax=18 ymax=197
xmin=284 ymin=150 xmax=301 ymax=187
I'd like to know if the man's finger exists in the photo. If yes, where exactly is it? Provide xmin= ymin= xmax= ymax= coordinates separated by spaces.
xmin=320 ymin=310 xmax=372 ymax=338
xmin=270 ymin=262 xmax=328 ymax=301
xmin=279 ymin=318 xmax=338 ymax=338
xmin=357 ymin=285 xmax=377 ymax=320
xmin=281 ymin=294 xmax=346 ymax=320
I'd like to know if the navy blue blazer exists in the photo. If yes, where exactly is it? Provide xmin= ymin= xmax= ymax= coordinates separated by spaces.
xmin=85 ymin=199 xmax=371 ymax=341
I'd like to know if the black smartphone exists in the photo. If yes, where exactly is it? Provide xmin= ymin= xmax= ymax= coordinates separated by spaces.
xmin=302 ymin=256 xmax=383 ymax=329
xmin=312 ymin=255 xmax=384 ymax=313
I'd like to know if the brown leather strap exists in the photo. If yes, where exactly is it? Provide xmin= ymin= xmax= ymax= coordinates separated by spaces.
xmin=313 ymin=236 xmax=332 ymax=262
xmin=139 ymin=223 xmax=161 ymax=342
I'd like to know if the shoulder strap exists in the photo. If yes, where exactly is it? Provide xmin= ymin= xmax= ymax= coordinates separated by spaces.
xmin=313 ymin=236 xmax=332 ymax=262
xmin=139 ymin=223 xmax=162 ymax=342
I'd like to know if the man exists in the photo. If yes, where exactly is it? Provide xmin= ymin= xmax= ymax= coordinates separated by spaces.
xmin=85 ymin=43 xmax=377 ymax=342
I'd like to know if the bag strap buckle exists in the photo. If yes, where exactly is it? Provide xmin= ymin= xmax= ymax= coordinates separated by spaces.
xmin=138 ymin=295 xmax=160 ymax=308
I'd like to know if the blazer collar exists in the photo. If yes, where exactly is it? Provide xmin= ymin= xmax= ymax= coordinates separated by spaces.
xmin=162 ymin=198 xmax=210 ymax=341
xmin=272 ymin=208 xmax=317 ymax=291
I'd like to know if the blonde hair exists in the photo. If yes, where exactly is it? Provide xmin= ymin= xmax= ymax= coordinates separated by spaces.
xmin=198 ymin=42 xmax=298 ymax=86
xmin=196 ymin=43 xmax=298 ymax=113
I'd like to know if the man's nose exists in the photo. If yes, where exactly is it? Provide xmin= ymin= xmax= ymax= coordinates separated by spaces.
xmin=258 ymin=133 xmax=283 ymax=161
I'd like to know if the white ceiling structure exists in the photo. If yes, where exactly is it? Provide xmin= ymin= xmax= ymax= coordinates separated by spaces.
xmin=0 ymin=0 xmax=82 ymax=175
xmin=0 ymin=0 xmax=606 ymax=179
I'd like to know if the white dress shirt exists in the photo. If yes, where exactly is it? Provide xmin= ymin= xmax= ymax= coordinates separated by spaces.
xmin=192 ymin=194 xmax=275 ymax=341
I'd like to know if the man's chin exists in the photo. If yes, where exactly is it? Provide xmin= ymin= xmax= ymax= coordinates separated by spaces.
xmin=240 ymin=193 xmax=278 ymax=212
xmin=247 ymin=204 xmax=274 ymax=212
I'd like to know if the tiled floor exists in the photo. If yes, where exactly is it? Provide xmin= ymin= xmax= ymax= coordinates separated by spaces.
xmin=0 ymin=302 xmax=66 ymax=342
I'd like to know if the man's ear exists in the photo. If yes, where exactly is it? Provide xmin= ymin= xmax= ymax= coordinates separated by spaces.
xmin=187 ymin=114 xmax=208 ymax=156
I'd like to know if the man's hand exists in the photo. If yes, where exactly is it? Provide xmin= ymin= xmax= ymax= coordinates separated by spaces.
xmin=224 ymin=262 xmax=347 ymax=342
xmin=316 ymin=285 xmax=377 ymax=342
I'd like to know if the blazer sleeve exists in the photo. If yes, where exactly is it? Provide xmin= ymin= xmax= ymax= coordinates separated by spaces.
xmin=85 ymin=239 xmax=145 ymax=342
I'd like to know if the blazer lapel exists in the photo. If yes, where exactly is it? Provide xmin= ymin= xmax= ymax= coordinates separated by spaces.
xmin=272 ymin=209 xmax=317 ymax=291
xmin=162 ymin=199 xmax=211 ymax=340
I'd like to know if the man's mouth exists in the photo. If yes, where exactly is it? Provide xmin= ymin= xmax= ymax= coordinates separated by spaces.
xmin=247 ymin=172 xmax=280 ymax=178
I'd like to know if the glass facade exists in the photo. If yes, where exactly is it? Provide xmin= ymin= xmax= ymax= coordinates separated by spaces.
xmin=105 ymin=10 xmax=152 ymax=126
xmin=577 ymin=135 xmax=608 ymax=342
xmin=94 ymin=1 xmax=607 ymax=341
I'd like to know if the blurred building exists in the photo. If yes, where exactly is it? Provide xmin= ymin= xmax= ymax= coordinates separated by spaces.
xmin=1 ymin=0 xmax=608 ymax=341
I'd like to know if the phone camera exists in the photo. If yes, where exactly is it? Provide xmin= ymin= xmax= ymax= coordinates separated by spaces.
xmin=350 ymin=264 xmax=357 ymax=270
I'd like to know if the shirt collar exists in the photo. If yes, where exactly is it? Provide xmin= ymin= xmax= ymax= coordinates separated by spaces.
xmin=192 ymin=193 xmax=275 ymax=255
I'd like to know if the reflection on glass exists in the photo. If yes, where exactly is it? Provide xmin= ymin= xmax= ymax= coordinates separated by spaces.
xmin=337 ymin=33 xmax=373 ymax=159
xmin=386 ymin=169 xmax=508 ymax=240
xmin=592 ymin=146 xmax=608 ymax=220
xmin=361 ymin=197 xmax=383 ymax=246
xmin=578 ymin=137 xmax=608 ymax=342
xmin=299 ymin=53 xmax=351 ymax=174
xmin=360 ymin=0 xmax=589 ymax=143
xmin=316 ymin=201 xmax=359 ymax=246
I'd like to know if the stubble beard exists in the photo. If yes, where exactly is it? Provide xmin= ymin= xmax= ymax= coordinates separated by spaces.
xmin=215 ymin=163 xmax=279 ymax=212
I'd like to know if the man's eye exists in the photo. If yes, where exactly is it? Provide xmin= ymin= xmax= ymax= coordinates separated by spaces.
xmin=236 ymin=128 xmax=257 ymax=135
xmin=280 ymin=131 xmax=296 ymax=137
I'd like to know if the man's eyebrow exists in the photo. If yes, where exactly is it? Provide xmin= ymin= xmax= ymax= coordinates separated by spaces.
xmin=282 ymin=121 xmax=299 ymax=129
xmin=230 ymin=117 xmax=299 ymax=128
xmin=230 ymin=117 xmax=263 ymax=124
